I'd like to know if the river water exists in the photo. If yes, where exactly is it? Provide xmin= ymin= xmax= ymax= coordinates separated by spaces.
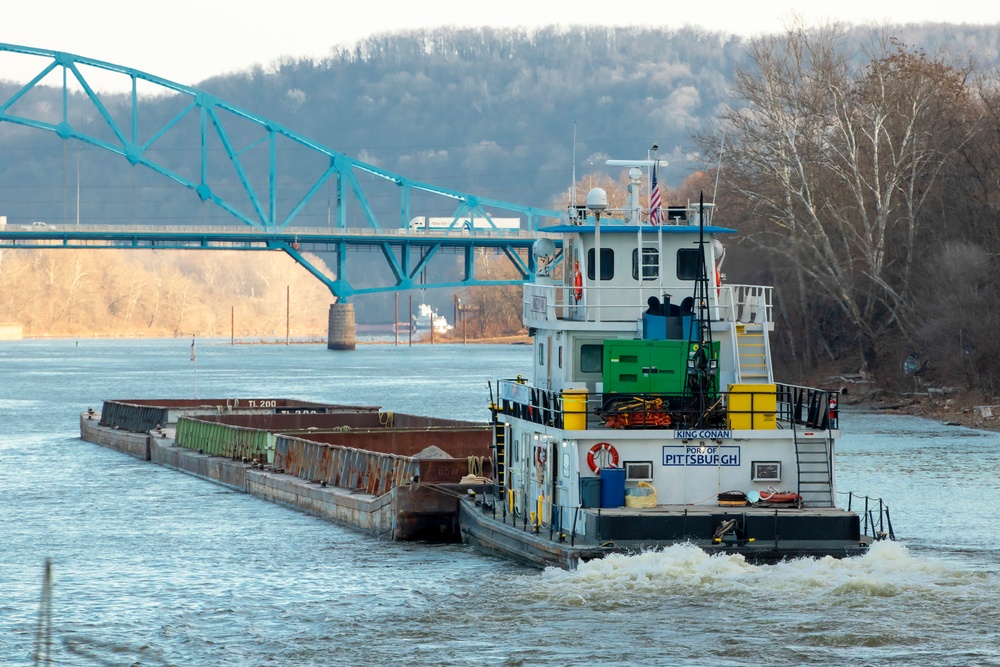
xmin=2 ymin=339 xmax=999 ymax=666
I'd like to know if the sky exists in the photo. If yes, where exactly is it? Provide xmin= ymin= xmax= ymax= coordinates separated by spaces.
xmin=1 ymin=0 xmax=998 ymax=92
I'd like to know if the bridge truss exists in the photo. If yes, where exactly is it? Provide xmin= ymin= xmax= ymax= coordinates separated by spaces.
xmin=0 ymin=43 xmax=562 ymax=299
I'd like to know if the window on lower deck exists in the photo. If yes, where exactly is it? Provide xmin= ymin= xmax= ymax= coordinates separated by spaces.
xmin=580 ymin=344 xmax=603 ymax=373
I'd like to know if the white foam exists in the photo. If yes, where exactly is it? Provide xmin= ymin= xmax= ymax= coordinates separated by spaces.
xmin=530 ymin=541 xmax=989 ymax=606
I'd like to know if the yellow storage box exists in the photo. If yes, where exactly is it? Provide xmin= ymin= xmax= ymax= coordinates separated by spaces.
xmin=727 ymin=383 xmax=777 ymax=430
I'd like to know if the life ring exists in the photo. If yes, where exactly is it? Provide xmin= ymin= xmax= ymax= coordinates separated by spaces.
xmin=573 ymin=262 xmax=583 ymax=302
xmin=587 ymin=442 xmax=619 ymax=473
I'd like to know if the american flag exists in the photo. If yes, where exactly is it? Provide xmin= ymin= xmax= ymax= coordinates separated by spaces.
xmin=649 ymin=163 xmax=662 ymax=225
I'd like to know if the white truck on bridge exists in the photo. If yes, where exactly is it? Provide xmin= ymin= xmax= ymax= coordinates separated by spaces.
xmin=408 ymin=216 xmax=521 ymax=231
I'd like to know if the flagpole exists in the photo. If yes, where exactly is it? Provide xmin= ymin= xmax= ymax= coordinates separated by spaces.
xmin=640 ymin=147 xmax=646 ymax=312
xmin=652 ymin=146 xmax=664 ymax=300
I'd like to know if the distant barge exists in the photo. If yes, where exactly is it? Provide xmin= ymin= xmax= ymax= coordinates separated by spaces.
xmin=81 ymin=398 xmax=493 ymax=541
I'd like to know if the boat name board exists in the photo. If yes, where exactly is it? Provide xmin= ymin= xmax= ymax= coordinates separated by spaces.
xmin=531 ymin=295 xmax=547 ymax=313
xmin=663 ymin=445 xmax=740 ymax=467
xmin=673 ymin=429 xmax=733 ymax=439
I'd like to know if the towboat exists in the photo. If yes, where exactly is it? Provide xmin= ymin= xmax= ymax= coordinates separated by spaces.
xmin=459 ymin=159 xmax=894 ymax=569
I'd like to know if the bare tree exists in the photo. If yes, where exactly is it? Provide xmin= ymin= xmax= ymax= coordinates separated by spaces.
xmin=707 ymin=24 xmax=975 ymax=375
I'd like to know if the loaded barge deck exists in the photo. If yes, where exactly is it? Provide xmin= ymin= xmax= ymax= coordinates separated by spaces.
xmin=81 ymin=398 xmax=493 ymax=541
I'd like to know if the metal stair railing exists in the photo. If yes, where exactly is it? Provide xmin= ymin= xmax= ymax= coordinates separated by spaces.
xmin=794 ymin=423 xmax=835 ymax=507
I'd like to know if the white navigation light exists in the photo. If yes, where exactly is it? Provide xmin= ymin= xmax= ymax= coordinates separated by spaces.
xmin=532 ymin=237 xmax=556 ymax=258
xmin=586 ymin=188 xmax=608 ymax=212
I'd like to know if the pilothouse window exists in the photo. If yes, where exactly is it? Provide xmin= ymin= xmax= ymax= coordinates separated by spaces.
xmin=676 ymin=248 xmax=703 ymax=281
xmin=587 ymin=248 xmax=614 ymax=281
xmin=632 ymin=248 xmax=659 ymax=281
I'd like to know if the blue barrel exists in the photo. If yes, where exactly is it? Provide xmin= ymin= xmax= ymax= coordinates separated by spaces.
xmin=600 ymin=467 xmax=626 ymax=508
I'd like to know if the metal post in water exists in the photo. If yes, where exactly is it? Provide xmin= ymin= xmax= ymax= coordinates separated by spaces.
xmin=285 ymin=285 xmax=290 ymax=345
xmin=408 ymin=295 xmax=413 ymax=347
xmin=33 ymin=558 xmax=52 ymax=666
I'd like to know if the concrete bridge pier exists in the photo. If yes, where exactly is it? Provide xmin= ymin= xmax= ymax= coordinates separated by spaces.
xmin=327 ymin=303 xmax=356 ymax=351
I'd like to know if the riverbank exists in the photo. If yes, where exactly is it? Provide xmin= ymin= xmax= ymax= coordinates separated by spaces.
xmin=833 ymin=379 xmax=1000 ymax=432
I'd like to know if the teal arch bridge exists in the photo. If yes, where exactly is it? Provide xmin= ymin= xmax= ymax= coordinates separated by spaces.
xmin=0 ymin=43 xmax=563 ymax=302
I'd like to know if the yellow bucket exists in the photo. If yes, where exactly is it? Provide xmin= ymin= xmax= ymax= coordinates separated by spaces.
xmin=562 ymin=388 xmax=588 ymax=430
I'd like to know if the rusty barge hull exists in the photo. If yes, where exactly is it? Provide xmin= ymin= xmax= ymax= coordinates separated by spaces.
xmin=80 ymin=400 xmax=493 ymax=542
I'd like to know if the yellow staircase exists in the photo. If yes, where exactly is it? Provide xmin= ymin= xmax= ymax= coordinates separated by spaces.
xmin=735 ymin=324 xmax=771 ymax=383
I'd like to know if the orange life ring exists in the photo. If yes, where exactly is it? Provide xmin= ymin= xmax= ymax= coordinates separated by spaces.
xmin=587 ymin=442 xmax=619 ymax=474
xmin=573 ymin=262 xmax=583 ymax=301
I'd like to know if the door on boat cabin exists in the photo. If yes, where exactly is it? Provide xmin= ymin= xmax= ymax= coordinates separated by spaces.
xmin=544 ymin=334 xmax=553 ymax=390
xmin=552 ymin=439 xmax=571 ymax=534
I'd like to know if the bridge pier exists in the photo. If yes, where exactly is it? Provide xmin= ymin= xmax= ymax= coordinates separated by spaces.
xmin=327 ymin=303 xmax=356 ymax=351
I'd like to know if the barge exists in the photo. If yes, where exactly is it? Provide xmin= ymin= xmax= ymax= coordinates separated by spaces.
xmin=459 ymin=159 xmax=895 ymax=569
xmin=81 ymin=399 xmax=493 ymax=541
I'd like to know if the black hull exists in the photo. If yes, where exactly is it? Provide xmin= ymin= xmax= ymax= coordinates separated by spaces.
xmin=459 ymin=498 xmax=871 ymax=570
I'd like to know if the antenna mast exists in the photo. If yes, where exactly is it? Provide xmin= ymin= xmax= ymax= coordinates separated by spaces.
xmin=687 ymin=191 xmax=717 ymax=428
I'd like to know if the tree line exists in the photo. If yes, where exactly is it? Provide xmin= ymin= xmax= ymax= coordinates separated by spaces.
xmin=702 ymin=23 xmax=1000 ymax=394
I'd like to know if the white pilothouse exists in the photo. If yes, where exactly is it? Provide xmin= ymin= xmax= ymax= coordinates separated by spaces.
xmin=460 ymin=159 xmax=893 ymax=569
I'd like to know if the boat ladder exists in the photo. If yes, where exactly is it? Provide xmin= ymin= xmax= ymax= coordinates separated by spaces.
xmin=492 ymin=420 xmax=509 ymax=502
xmin=734 ymin=323 xmax=771 ymax=383
xmin=793 ymin=424 xmax=834 ymax=507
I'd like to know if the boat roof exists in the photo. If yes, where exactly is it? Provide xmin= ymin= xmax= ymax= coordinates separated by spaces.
xmin=541 ymin=223 xmax=737 ymax=235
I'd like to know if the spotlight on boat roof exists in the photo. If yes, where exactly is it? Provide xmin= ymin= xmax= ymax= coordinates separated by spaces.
xmin=532 ymin=237 xmax=556 ymax=258
xmin=586 ymin=188 xmax=608 ymax=212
